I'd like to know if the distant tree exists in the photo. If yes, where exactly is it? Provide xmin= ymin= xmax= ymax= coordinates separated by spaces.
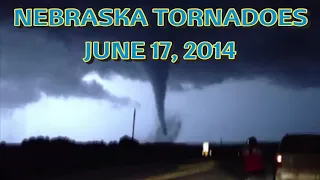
xmin=119 ymin=135 xmax=139 ymax=147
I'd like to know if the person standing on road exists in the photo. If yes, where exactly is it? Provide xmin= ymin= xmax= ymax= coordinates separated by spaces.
xmin=242 ymin=136 xmax=265 ymax=179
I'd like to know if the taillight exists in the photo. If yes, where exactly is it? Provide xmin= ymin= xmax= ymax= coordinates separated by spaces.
xmin=276 ymin=154 xmax=282 ymax=163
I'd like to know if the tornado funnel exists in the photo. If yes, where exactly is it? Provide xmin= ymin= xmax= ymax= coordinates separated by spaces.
xmin=143 ymin=60 xmax=170 ymax=135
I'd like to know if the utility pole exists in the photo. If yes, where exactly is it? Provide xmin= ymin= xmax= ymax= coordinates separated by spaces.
xmin=131 ymin=108 xmax=136 ymax=141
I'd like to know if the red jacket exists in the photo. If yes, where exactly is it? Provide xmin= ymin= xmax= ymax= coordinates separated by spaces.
xmin=243 ymin=147 xmax=264 ymax=172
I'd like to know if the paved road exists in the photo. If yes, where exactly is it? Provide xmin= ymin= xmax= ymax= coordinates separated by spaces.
xmin=146 ymin=166 xmax=237 ymax=180
xmin=175 ymin=170 xmax=236 ymax=180
xmin=43 ymin=159 xmax=274 ymax=180
xmin=143 ymin=161 xmax=236 ymax=180
xmin=175 ymin=170 xmax=273 ymax=180
xmin=143 ymin=160 xmax=273 ymax=180
xmin=44 ymin=160 xmax=230 ymax=180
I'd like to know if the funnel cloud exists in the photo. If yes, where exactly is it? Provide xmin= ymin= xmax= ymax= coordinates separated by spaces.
xmin=143 ymin=60 xmax=171 ymax=135
xmin=150 ymin=115 xmax=182 ymax=142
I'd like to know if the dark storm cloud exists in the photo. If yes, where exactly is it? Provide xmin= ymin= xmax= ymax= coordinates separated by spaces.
xmin=0 ymin=26 xmax=141 ymax=108
xmin=1 ymin=0 xmax=319 ymax=112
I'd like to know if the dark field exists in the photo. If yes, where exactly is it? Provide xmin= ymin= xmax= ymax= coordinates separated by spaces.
xmin=0 ymin=136 xmax=279 ymax=180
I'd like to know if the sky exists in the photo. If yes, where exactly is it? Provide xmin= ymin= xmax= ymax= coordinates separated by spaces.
xmin=1 ymin=0 xmax=320 ymax=143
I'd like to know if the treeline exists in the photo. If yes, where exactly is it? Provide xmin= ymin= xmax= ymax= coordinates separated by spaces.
xmin=0 ymin=135 xmax=202 ymax=179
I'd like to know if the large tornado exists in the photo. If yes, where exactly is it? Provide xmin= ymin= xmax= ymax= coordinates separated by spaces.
xmin=144 ymin=60 xmax=170 ymax=135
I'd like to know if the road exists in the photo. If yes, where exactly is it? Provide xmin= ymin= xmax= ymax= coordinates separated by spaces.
xmin=143 ymin=161 xmax=236 ymax=180
xmin=42 ymin=159 xmax=273 ymax=180
xmin=144 ymin=163 xmax=237 ymax=180
xmin=175 ymin=170 xmax=236 ymax=180
xmin=143 ymin=160 xmax=273 ymax=180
